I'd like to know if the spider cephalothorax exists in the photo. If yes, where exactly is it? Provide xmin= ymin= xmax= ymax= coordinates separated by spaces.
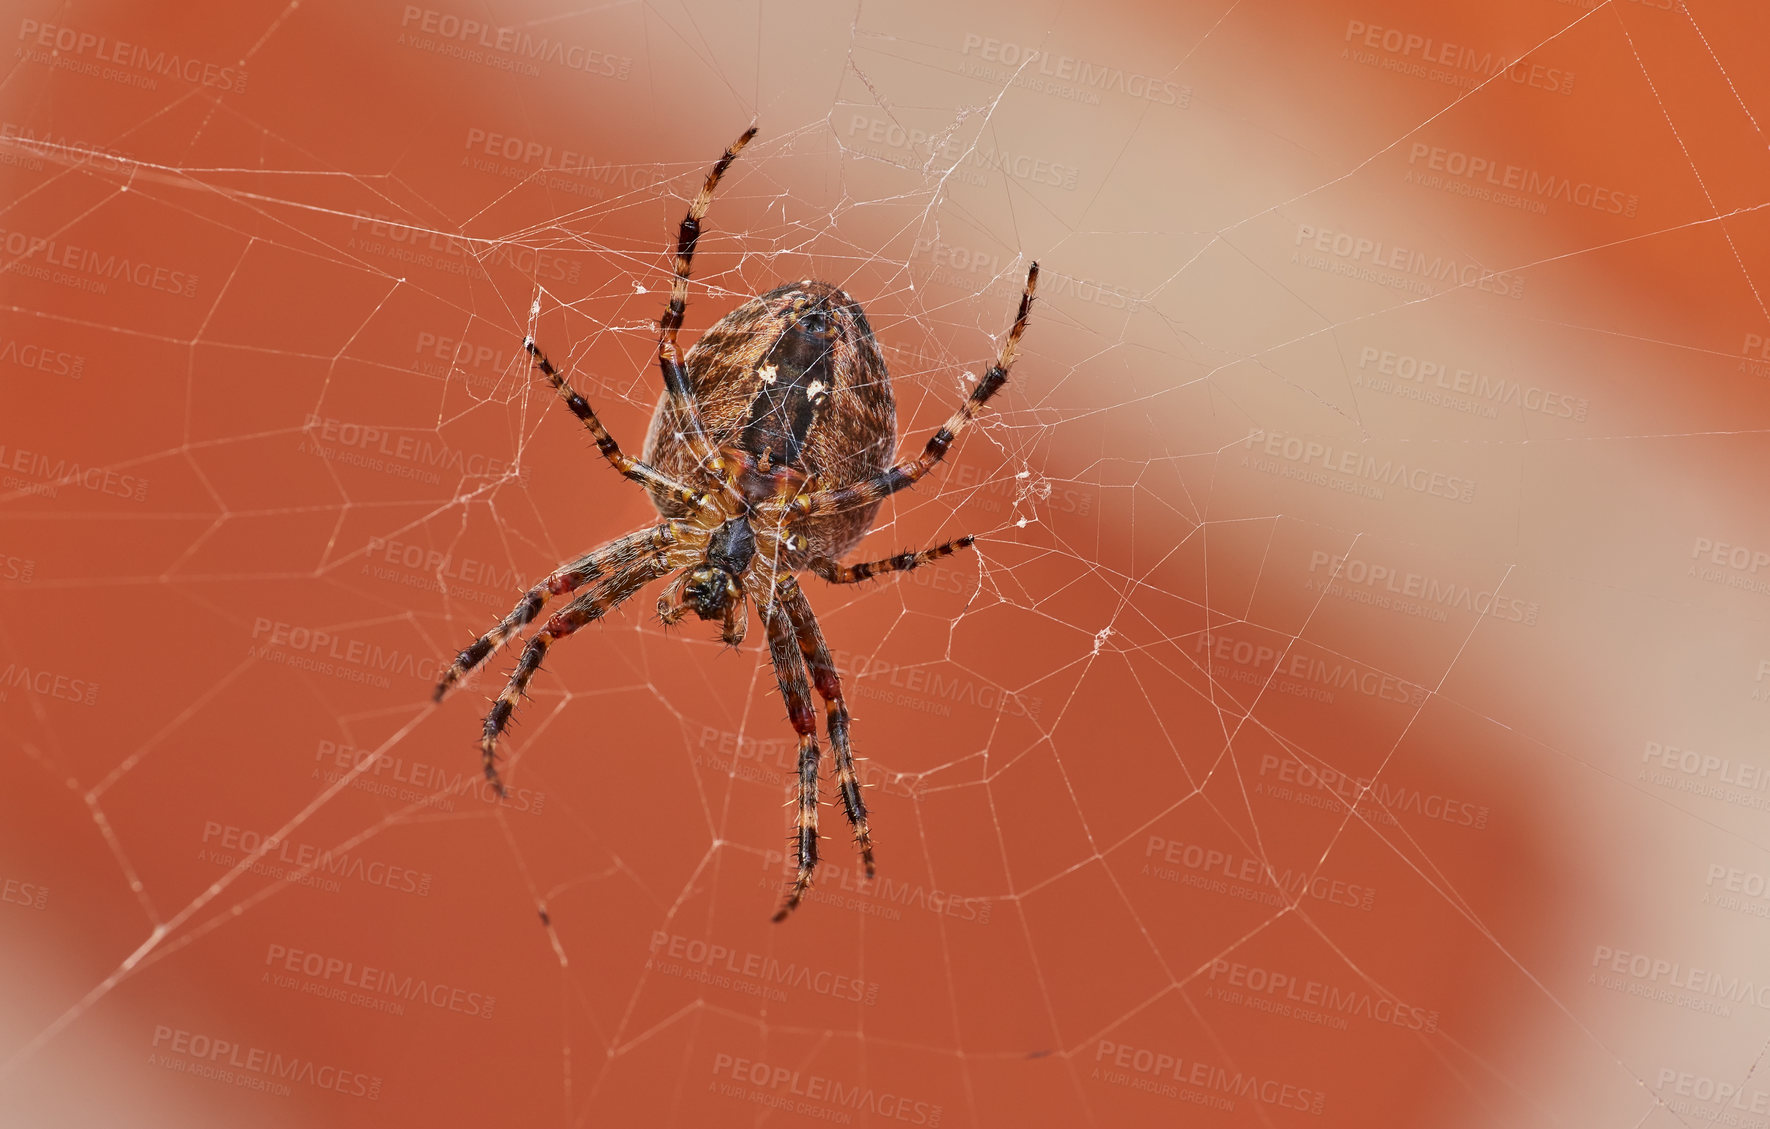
xmin=434 ymin=127 xmax=1038 ymax=919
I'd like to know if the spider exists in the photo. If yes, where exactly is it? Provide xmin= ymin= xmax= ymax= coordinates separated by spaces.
xmin=433 ymin=127 xmax=1038 ymax=920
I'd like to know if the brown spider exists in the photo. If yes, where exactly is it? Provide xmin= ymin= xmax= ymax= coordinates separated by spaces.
xmin=433 ymin=127 xmax=1038 ymax=920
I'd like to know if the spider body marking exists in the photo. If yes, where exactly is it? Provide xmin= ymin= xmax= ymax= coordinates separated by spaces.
xmin=434 ymin=127 xmax=1038 ymax=920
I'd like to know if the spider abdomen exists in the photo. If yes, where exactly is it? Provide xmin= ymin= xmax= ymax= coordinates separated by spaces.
xmin=643 ymin=280 xmax=896 ymax=561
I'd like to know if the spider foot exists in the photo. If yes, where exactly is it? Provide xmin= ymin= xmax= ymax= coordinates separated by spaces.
xmin=435 ymin=637 xmax=494 ymax=702
xmin=434 ymin=666 xmax=463 ymax=703
xmin=481 ymin=740 xmax=508 ymax=800
xmin=773 ymin=821 xmax=819 ymax=922
xmin=772 ymin=870 xmax=815 ymax=922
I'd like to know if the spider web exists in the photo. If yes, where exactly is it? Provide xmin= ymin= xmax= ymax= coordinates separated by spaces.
xmin=2 ymin=0 xmax=1769 ymax=1126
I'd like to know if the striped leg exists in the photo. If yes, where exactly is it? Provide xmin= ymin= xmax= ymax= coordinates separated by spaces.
xmin=659 ymin=127 xmax=758 ymax=464
xmin=523 ymin=340 xmax=714 ymax=515
xmin=781 ymin=580 xmax=874 ymax=880
xmin=811 ymin=534 xmax=976 ymax=585
xmin=435 ymin=523 xmax=679 ymax=703
xmin=765 ymin=602 xmax=823 ymax=922
xmin=786 ymin=263 xmax=1037 ymax=520
xmin=480 ymin=558 xmax=666 ymax=795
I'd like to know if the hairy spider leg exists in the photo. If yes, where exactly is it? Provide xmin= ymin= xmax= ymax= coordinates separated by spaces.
xmin=659 ymin=126 xmax=758 ymax=472
xmin=522 ymin=340 xmax=717 ymax=516
xmin=434 ymin=523 xmax=689 ymax=702
xmin=479 ymin=553 xmax=674 ymax=795
xmin=786 ymin=262 xmax=1038 ymax=520
xmin=765 ymin=602 xmax=823 ymax=921
xmin=781 ymin=579 xmax=874 ymax=879
xmin=811 ymin=534 xmax=976 ymax=585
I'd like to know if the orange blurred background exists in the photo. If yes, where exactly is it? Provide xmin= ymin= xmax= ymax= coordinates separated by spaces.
xmin=4 ymin=0 xmax=1770 ymax=1126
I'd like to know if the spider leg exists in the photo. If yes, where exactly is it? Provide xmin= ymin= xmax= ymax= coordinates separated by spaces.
xmin=434 ymin=522 xmax=686 ymax=702
xmin=479 ymin=554 xmax=671 ymax=795
xmin=523 ymin=340 xmax=717 ymax=516
xmin=658 ymin=127 xmax=757 ymax=467
xmin=780 ymin=579 xmax=874 ymax=879
xmin=811 ymin=534 xmax=976 ymax=585
xmin=764 ymin=601 xmax=822 ymax=921
xmin=784 ymin=263 xmax=1037 ymax=520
